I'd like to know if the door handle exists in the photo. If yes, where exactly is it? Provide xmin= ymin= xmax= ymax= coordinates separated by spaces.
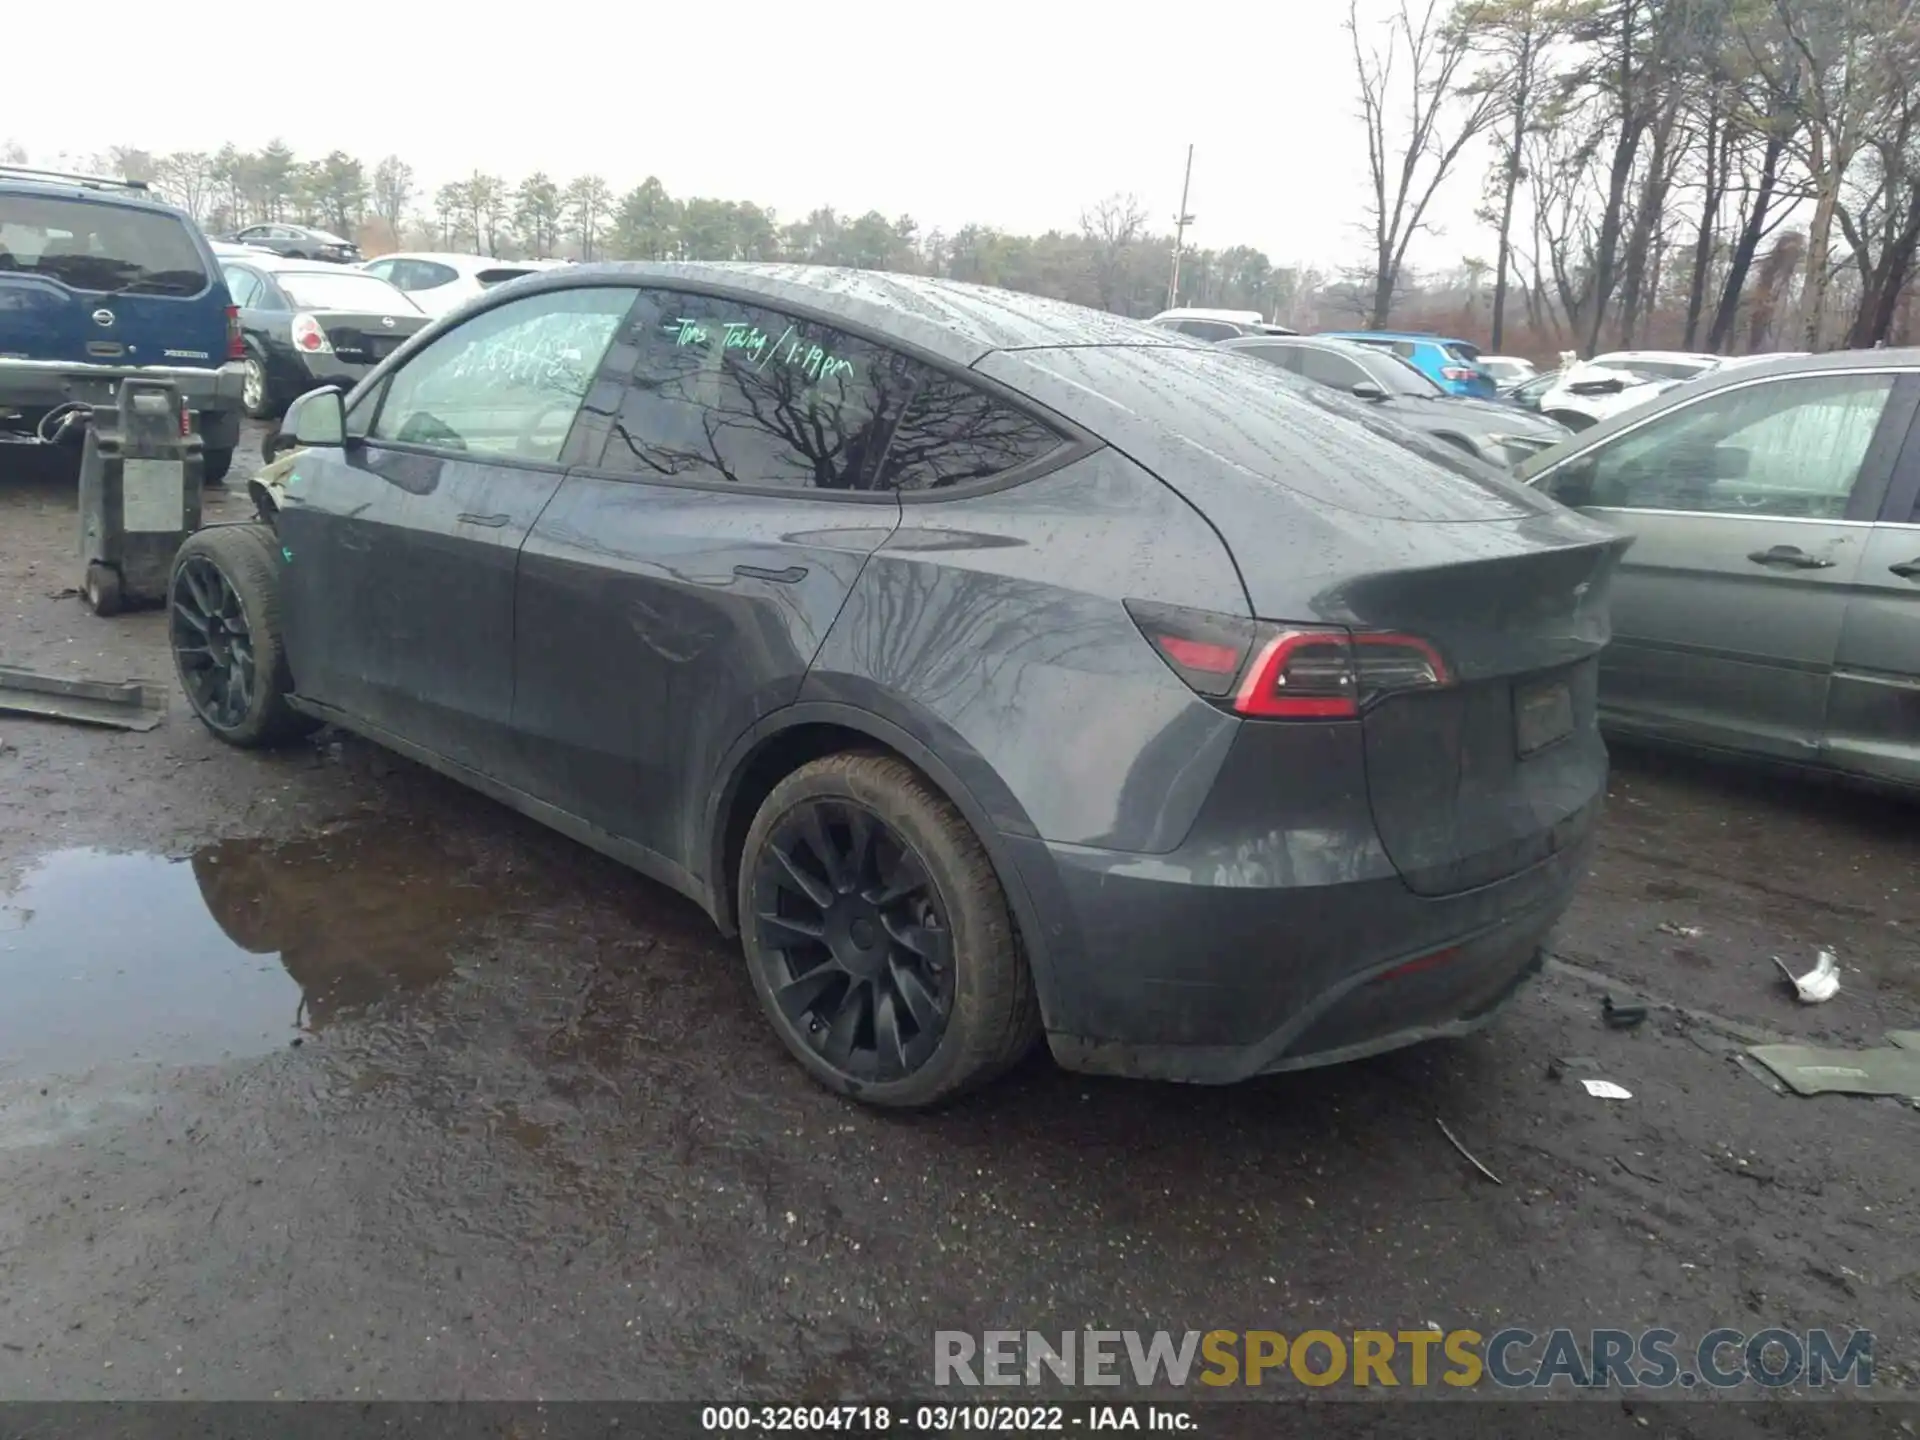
xmin=1746 ymin=545 xmax=1834 ymax=570
xmin=1890 ymin=559 xmax=1920 ymax=579
xmin=456 ymin=512 xmax=510 ymax=528
xmin=734 ymin=564 xmax=808 ymax=584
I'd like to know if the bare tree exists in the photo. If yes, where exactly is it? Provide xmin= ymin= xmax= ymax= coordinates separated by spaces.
xmin=1079 ymin=193 xmax=1147 ymax=313
xmin=372 ymin=156 xmax=414 ymax=241
xmin=1742 ymin=0 xmax=1908 ymax=346
xmin=1348 ymin=0 xmax=1497 ymax=328
xmin=564 ymin=174 xmax=613 ymax=261
xmin=1465 ymin=0 xmax=1552 ymax=349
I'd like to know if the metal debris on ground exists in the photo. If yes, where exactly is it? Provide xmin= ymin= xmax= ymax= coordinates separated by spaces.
xmin=1773 ymin=949 xmax=1841 ymax=1004
xmin=0 ymin=664 xmax=166 ymax=731
xmin=1582 ymin=1079 xmax=1633 ymax=1100
xmin=1603 ymin=995 xmax=1649 ymax=1029
xmin=1746 ymin=1033 xmax=1920 ymax=1100
xmin=1436 ymin=1117 xmax=1502 ymax=1186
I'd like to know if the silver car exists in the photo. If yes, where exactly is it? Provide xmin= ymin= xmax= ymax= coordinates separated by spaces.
xmin=1520 ymin=350 xmax=1920 ymax=792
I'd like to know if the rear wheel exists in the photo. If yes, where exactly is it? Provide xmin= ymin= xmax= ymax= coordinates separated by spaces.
xmin=203 ymin=446 xmax=233 ymax=486
xmin=241 ymin=351 xmax=277 ymax=420
xmin=169 ymin=524 xmax=318 ymax=747
xmin=738 ymin=752 xmax=1040 ymax=1108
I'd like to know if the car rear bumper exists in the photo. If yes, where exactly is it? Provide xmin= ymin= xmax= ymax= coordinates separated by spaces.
xmin=0 ymin=358 xmax=246 ymax=447
xmin=1006 ymin=790 xmax=1599 ymax=1086
xmin=295 ymin=354 xmax=378 ymax=389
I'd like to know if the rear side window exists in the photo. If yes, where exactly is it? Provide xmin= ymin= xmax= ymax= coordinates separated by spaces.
xmin=1297 ymin=347 xmax=1370 ymax=390
xmin=877 ymin=372 xmax=1065 ymax=492
xmin=0 ymin=194 xmax=208 ymax=295
xmin=1174 ymin=320 xmax=1241 ymax=342
xmin=596 ymin=289 xmax=918 ymax=492
xmin=1236 ymin=343 xmax=1304 ymax=373
xmin=477 ymin=267 xmax=537 ymax=288
xmin=221 ymin=266 xmax=262 ymax=308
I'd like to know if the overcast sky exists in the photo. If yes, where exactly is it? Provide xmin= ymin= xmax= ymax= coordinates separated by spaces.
xmin=9 ymin=0 xmax=1490 ymax=272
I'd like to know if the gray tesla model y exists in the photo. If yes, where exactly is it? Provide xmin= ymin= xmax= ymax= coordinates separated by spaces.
xmin=168 ymin=263 xmax=1628 ymax=1107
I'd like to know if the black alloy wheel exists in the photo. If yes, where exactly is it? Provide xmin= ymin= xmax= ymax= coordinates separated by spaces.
xmin=739 ymin=752 xmax=1041 ymax=1107
xmin=168 ymin=524 xmax=317 ymax=747
xmin=172 ymin=551 xmax=257 ymax=730
xmin=751 ymin=797 xmax=956 ymax=1082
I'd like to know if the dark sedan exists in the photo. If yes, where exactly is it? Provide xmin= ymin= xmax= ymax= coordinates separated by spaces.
xmin=226 ymin=223 xmax=361 ymax=263
xmin=1222 ymin=334 xmax=1572 ymax=469
xmin=167 ymin=263 xmax=1626 ymax=1108
xmin=218 ymin=256 xmax=429 ymax=418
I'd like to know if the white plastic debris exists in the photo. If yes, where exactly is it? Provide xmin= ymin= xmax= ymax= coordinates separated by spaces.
xmin=1774 ymin=949 xmax=1841 ymax=1004
xmin=1656 ymin=921 xmax=1704 ymax=939
xmin=1582 ymin=1079 xmax=1633 ymax=1100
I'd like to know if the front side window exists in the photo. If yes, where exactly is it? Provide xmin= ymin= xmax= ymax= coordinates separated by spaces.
xmin=597 ymin=290 xmax=917 ymax=491
xmin=1548 ymin=373 xmax=1896 ymax=518
xmin=372 ymin=285 xmax=636 ymax=462
xmin=877 ymin=372 xmax=1065 ymax=492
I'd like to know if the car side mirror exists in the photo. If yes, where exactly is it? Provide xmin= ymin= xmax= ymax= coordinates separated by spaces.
xmin=285 ymin=387 xmax=346 ymax=449
xmin=1350 ymin=380 xmax=1388 ymax=402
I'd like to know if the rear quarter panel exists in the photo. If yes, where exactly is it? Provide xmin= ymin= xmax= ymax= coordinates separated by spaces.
xmin=804 ymin=448 xmax=1249 ymax=855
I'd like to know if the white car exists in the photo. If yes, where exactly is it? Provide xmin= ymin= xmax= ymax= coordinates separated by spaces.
xmin=1535 ymin=351 xmax=1736 ymax=431
xmin=358 ymin=252 xmax=571 ymax=318
xmin=1146 ymin=306 xmax=1297 ymax=341
xmin=1479 ymin=354 xmax=1538 ymax=387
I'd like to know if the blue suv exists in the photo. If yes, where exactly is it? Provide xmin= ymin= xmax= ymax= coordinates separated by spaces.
xmin=1317 ymin=331 xmax=1497 ymax=398
xmin=1 ymin=166 xmax=245 ymax=482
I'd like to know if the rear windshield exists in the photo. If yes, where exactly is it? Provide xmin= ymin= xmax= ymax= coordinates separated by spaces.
xmin=0 ymin=193 xmax=209 ymax=295
xmin=983 ymin=345 xmax=1543 ymax=522
xmin=276 ymin=270 xmax=420 ymax=313
xmin=1443 ymin=341 xmax=1483 ymax=364
xmin=1609 ymin=358 xmax=1711 ymax=381
xmin=476 ymin=266 xmax=538 ymax=288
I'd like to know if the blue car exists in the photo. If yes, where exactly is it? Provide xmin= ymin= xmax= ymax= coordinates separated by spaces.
xmin=1318 ymin=331 xmax=1497 ymax=398
xmin=1 ymin=165 xmax=246 ymax=482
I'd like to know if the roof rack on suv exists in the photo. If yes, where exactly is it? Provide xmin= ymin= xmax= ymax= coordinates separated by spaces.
xmin=0 ymin=164 xmax=151 ymax=193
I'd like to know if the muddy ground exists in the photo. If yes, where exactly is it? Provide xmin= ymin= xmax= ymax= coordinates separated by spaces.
xmin=0 ymin=432 xmax=1916 ymax=1408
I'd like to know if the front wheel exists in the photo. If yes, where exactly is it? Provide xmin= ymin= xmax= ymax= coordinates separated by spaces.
xmin=738 ymin=752 xmax=1040 ymax=1108
xmin=169 ymin=524 xmax=318 ymax=747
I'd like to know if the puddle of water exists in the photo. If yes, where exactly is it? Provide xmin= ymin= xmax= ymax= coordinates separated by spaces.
xmin=0 ymin=824 xmax=516 ymax=1081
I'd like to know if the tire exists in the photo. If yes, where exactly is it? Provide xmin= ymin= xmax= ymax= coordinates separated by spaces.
xmin=204 ymin=446 xmax=234 ymax=486
xmin=168 ymin=523 xmax=318 ymax=748
xmin=738 ymin=751 xmax=1041 ymax=1108
xmin=83 ymin=561 xmax=123 ymax=616
xmin=241 ymin=351 xmax=277 ymax=421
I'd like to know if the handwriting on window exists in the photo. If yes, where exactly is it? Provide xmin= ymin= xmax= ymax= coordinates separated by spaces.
xmin=664 ymin=317 xmax=856 ymax=387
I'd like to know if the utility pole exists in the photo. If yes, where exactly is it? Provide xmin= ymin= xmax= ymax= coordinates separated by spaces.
xmin=1166 ymin=145 xmax=1194 ymax=311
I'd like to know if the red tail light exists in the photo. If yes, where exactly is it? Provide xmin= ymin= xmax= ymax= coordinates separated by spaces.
xmin=225 ymin=305 xmax=244 ymax=360
xmin=1125 ymin=601 xmax=1448 ymax=720
xmin=291 ymin=313 xmax=332 ymax=354
xmin=1441 ymin=365 xmax=1480 ymax=382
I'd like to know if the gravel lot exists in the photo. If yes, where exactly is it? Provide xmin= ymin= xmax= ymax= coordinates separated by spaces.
xmin=1 ymin=431 xmax=1916 ymax=1412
